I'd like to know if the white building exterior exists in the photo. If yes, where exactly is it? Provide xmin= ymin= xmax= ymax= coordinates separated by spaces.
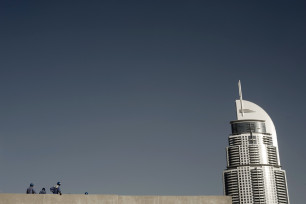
xmin=223 ymin=82 xmax=289 ymax=204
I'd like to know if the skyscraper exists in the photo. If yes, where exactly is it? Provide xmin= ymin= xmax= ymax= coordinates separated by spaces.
xmin=223 ymin=81 xmax=290 ymax=204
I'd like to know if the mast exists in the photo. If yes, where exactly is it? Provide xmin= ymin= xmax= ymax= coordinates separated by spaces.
xmin=238 ymin=80 xmax=244 ymax=117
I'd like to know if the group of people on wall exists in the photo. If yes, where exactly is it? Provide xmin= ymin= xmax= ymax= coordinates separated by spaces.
xmin=26 ymin=182 xmax=62 ymax=195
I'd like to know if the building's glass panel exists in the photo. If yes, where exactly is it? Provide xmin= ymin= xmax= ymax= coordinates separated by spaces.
xmin=267 ymin=146 xmax=279 ymax=166
xmin=263 ymin=136 xmax=273 ymax=145
xmin=231 ymin=121 xmax=266 ymax=135
xmin=224 ymin=171 xmax=239 ymax=204
xmin=251 ymin=169 xmax=265 ymax=204
xmin=274 ymin=170 xmax=289 ymax=203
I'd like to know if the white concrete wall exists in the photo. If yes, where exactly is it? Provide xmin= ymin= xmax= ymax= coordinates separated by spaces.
xmin=0 ymin=194 xmax=232 ymax=204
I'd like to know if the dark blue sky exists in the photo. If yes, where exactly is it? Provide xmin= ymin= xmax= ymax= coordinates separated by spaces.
xmin=1 ymin=1 xmax=305 ymax=203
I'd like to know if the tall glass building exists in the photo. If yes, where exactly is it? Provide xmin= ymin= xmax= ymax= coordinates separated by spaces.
xmin=223 ymin=82 xmax=290 ymax=204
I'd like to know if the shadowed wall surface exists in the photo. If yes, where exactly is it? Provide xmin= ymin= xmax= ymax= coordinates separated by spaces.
xmin=0 ymin=194 xmax=231 ymax=204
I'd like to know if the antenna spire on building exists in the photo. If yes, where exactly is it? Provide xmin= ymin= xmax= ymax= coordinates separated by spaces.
xmin=238 ymin=80 xmax=244 ymax=116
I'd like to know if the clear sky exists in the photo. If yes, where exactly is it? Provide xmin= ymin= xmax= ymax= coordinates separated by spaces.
xmin=0 ymin=0 xmax=305 ymax=203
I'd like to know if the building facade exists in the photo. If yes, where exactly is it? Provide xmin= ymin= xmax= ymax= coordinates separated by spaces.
xmin=223 ymin=83 xmax=290 ymax=204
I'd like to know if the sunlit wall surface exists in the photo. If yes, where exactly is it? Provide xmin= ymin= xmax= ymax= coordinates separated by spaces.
xmin=223 ymin=99 xmax=289 ymax=204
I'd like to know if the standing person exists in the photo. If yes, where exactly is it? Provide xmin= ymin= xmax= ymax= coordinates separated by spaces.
xmin=39 ymin=188 xmax=46 ymax=194
xmin=50 ymin=182 xmax=62 ymax=195
xmin=26 ymin=183 xmax=36 ymax=194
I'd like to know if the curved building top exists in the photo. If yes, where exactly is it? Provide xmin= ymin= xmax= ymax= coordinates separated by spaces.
xmin=235 ymin=100 xmax=276 ymax=135
xmin=235 ymin=97 xmax=279 ymax=149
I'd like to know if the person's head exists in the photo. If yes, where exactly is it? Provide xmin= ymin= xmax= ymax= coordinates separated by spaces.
xmin=42 ymin=188 xmax=45 ymax=191
xmin=57 ymin=182 xmax=61 ymax=186
xmin=30 ymin=183 xmax=34 ymax=187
